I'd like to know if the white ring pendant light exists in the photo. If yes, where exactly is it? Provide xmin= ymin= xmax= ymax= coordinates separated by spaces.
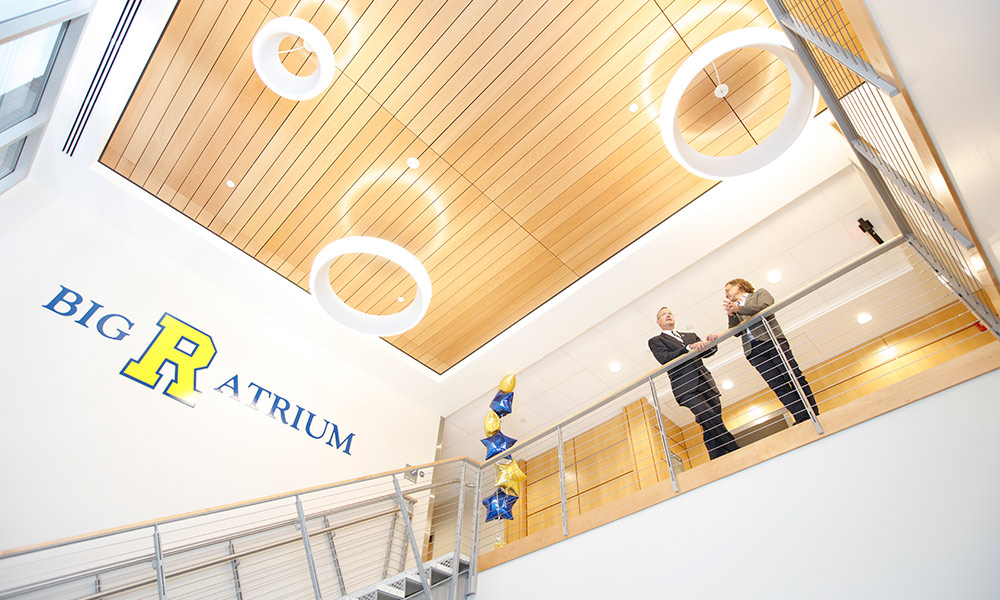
xmin=659 ymin=28 xmax=818 ymax=180
xmin=309 ymin=237 xmax=432 ymax=336
xmin=252 ymin=17 xmax=335 ymax=101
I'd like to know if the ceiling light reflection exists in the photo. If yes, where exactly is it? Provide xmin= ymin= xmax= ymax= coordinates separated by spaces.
xmin=721 ymin=379 xmax=734 ymax=390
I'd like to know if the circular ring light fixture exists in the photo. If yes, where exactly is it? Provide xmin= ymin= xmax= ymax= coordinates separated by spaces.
xmin=309 ymin=237 xmax=432 ymax=336
xmin=659 ymin=28 xmax=818 ymax=180
xmin=252 ymin=17 xmax=335 ymax=101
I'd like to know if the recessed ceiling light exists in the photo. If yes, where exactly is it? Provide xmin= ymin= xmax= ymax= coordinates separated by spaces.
xmin=397 ymin=296 xmax=405 ymax=303
xmin=628 ymin=103 xmax=638 ymax=113
xmin=767 ymin=270 xmax=782 ymax=284
xmin=880 ymin=345 xmax=897 ymax=360
xmin=857 ymin=312 xmax=872 ymax=324
xmin=406 ymin=157 xmax=420 ymax=169
xmin=721 ymin=379 xmax=734 ymax=390
xmin=971 ymin=255 xmax=986 ymax=271
xmin=608 ymin=361 xmax=622 ymax=373
xmin=225 ymin=179 xmax=235 ymax=188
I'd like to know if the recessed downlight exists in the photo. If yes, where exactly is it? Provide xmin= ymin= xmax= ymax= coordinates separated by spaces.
xmin=608 ymin=361 xmax=622 ymax=373
xmin=857 ymin=312 xmax=872 ymax=325
xmin=628 ymin=103 xmax=638 ymax=113
xmin=397 ymin=296 xmax=405 ymax=303
xmin=721 ymin=379 xmax=734 ymax=390
xmin=225 ymin=179 xmax=235 ymax=188
xmin=406 ymin=157 xmax=420 ymax=169
xmin=767 ymin=270 xmax=782 ymax=284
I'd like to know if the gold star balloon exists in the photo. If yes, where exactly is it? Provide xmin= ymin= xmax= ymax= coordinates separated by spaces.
xmin=499 ymin=373 xmax=516 ymax=394
xmin=494 ymin=535 xmax=507 ymax=549
xmin=495 ymin=460 xmax=527 ymax=496
xmin=484 ymin=409 xmax=501 ymax=437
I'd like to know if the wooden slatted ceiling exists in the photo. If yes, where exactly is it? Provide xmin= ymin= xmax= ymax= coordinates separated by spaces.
xmin=101 ymin=0 xmax=851 ymax=373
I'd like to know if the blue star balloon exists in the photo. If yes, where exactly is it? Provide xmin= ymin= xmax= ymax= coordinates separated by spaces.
xmin=490 ymin=390 xmax=514 ymax=417
xmin=481 ymin=431 xmax=517 ymax=459
xmin=482 ymin=488 xmax=519 ymax=521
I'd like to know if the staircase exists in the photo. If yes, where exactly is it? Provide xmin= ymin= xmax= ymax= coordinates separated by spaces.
xmin=341 ymin=552 xmax=470 ymax=600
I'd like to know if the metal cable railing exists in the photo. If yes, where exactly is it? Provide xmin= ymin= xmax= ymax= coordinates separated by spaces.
xmin=2 ymin=236 xmax=994 ymax=598
xmin=473 ymin=236 xmax=997 ymax=549
xmin=764 ymin=0 xmax=1000 ymax=339
xmin=0 ymin=460 xmax=477 ymax=600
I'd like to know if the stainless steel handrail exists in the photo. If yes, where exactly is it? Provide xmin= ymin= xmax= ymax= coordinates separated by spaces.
xmin=0 ymin=458 xmax=475 ymax=561
xmin=480 ymin=235 xmax=905 ymax=469
xmin=0 ymin=479 xmax=458 ymax=600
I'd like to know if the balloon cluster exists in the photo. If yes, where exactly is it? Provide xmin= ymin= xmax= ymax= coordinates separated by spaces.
xmin=481 ymin=374 xmax=526 ymax=525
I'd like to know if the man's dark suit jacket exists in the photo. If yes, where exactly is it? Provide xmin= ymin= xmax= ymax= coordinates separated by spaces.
xmin=648 ymin=331 xmax=719 ymax=407
xmin=728 ymin=288 xmax=786 ymax=357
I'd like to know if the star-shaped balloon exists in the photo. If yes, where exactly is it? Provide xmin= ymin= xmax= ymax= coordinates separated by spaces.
xmin=499 ymin=373 xmax=516 ymax=394
xmin=490 ymin=390 xmax=514 ymax=417
xmin=495 ymin=460 xmax=526 ymax=496
xmin=482 ymin=488 xmax=518 ymax=521
xmin=484 ymin=409 xmax=501 ymax=437
xmin=481 ymin=431 xmax=517 ymax=459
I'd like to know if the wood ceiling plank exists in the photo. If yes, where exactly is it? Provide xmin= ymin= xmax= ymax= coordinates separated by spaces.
xmin=132 ymin=0 xmax=253 ymax=192
xmin=333 ymin=161 xmax=470 ymax=308
xmin=353 ymin=185 xmax=492 ymax=316
xmin=403 ymin=0 xmax=560 ymax=144
xmin=351 ymin=0 xmax=463 ymax=96
xmin=474 ymin=5 xmax=667 ymax=199
xmin=382 ymin=0 xmax=524 ymax=131
xmin=483 ymin=24 xmax=685 ymax=207
xmin=421 ymin=255 xmax=577 ymax=368
xmin=373 ymin=0 xmax=501 ymax=119
xmin=151 ymin=2 xmax=270 ymax=202
xmin=117 ymin=0 xmax=230 ymax=182
xmin=386 ymin=0 xmax=576 ymax=153
xmin=564 ymin=174 xmax=715 ymax=274
xmin=451 ymin=1 xmax=653 ymax=185
xmin=522 ymin=121 xmax=665 ymax=246
xmin=272 ymin=119 xmax=415 ymax=275
xmin=308 ymin=142 xmax=445 ymax=295
xmin=248 ymin=99 xmax=394 ymax=262
xmin=170 ymin=52 xmax=312 ymax=220
xmin=226 ymin=78 xmax=371 ymax=251
xmin=426 ymin=2 xmax=608 ymax=170
xmin=418 ymin=266 xmax=573 ymax=367
xmin=401 ymin=227 xmax=541 ymax=349
xmin=191 ymin=6 xmax=341 ymax=228
xmin=338 ymin=1 xmax=421 ymax=85
xmin=102 ymin=0 xmax=205 ymax=172
xmin=497 ymin=42 xmax=686 ymax=219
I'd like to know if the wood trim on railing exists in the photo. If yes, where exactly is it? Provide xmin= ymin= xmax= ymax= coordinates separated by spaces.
xmin=477 ymin=343 xmax=1000 ymax=571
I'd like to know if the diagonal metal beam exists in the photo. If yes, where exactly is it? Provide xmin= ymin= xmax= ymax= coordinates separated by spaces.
xmin=775 ymin=11 xmax=899 ymax=97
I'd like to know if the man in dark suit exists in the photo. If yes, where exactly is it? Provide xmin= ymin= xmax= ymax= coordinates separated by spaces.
xmin=715 ymin=278 xmax=819 ymax=424
xmin=648 ymin=307 xmax=739 ymax=460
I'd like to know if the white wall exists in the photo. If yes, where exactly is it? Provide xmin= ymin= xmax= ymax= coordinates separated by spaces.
xmin=476 ymin=368 xmax=1000 ymax=600
xmin=0 ymin=175 xmax=441 ymax=550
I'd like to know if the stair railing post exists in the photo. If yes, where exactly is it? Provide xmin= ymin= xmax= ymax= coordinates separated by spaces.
xmin=227 ymin=540 xmax=244 ymax=600
xmin=761 ymin=317 xmax=824 ymax=435
xmin=557 ymin=425 xmax=569 ymax=537
xmin=467 ymin=463 xmax=482 ymax=598
xmin=322 ymin=516 xmax=346 ymax=596
xmin=294 ymin=495 xmax=324 ymax=600
xmin=382 ymin=511 xmax=399 ymax=579
xmin=151 ymin=525 xmax=167 ymax=600
xmin=392 ymin=475 xmax=433 ymax=599
xmin=648 ymin=377 xmax=680 ymax=493
xmin=451 ymin=465 xmax=467 ymax=600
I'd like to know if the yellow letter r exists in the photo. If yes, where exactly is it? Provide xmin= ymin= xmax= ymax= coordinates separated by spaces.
xmin=121 ymin=313 xmax=217 ymax=407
